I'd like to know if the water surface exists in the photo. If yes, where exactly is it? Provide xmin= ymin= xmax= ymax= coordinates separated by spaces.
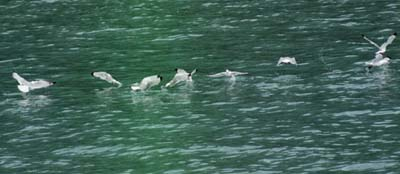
xmin=1 ymin=0 xmax=400 ymax=173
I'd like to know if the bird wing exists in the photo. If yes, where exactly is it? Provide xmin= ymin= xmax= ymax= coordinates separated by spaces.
xmin=208 ymin=72 xmax=227 ymax=77
xmin=12 ymin=72 xmax=30 ymax=86
xmin=131 ymin=83 xmax=141 ymax=91
xmin=380 ymin=33 xmax=396 ymax=51
xmin=290 ymin=58 xmax=297 ymax=65
xmin=140 ymin=75 xmax=160 ymax=90
xmin=373 ymin=53 xmax=384 ymax=60
xmin=231 ymin=71 xmax=248 ymax=76
xmin=190 ymin=69 xmax=197 ymax=76
xmin=176 ymin=69 xmax=187 ymax=74
xmin=166 ymin=73 xmax=186 ymax=87
xmin=276 ymin=59 xmax=283 ymax=66
xmin=362 ymin=35 xmax=381 ymax=49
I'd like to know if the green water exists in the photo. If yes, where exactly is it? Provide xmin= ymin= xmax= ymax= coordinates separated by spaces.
xmin=1 ymin=0 xmax=400 ymax=173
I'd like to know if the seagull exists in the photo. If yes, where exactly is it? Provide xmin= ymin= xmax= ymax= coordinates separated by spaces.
xmin=91 ymin=71 xmax=122 ymax=87
xmin=362 ymin=32 xmax=397 ymax=54
xmin=277 ymin=57 xmax=297 ymax=66
xmin=131 ymin=75 xmax=163 ymax=91
xmin=165 ymin=68 xmax=197 ymax=87
xmin=365 ymin=53 xmax=391 ymax=70
xmin=208 ymin=69 xmax=248 ymax=79
xmin=12 ymin=72 xmax=55 ymax=93
xmin=362 ymin=33 xmax=396 ymax=69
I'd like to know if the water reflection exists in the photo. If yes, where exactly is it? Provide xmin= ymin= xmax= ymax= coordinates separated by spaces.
xmin=17 ymin=94 xmax=52 ymax=108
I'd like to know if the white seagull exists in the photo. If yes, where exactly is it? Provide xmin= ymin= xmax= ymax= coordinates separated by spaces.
xmin=165 ymin=68 xmax=197 ymax=87
xmin=362 ymin=33 xmax=396 ymax=69
xmin=277 ymin=57 xmax=297 ymax=66
xmin=91 ymin=71 xmax=122 ymax=87
xmin=362 ymin=32 xmax=397 ymax=54
xmin=131 ymin=75 xmax=163 ymax=91
xmin=208 ymin=69 xmax=248 ymax=78
xmin=12 ymin=72 xmax=55 ymax=93
xmin=365 ymin=53 xmax=391 ymax=69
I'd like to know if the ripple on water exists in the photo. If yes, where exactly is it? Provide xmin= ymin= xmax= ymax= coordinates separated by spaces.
xmin=334 ymin=160 xmax=397 ymax=172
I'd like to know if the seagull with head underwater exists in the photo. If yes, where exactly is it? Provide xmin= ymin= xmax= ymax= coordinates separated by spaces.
xmin=131 ymin=75 xmax=163 ymax=91
xmin=12 ymin=72 xmax=55 ymax=93
xmin=165 ymin=68 xmax=197 ymax=87
xmin=277 ymin=57 xmax=297 ymax=66
xmin=91 ymin=71 xmax=122 ymax=87
xmin=208 ymin=69 xmax=248 ymax=79
xmin=362 ymin=32 xmax=397 ymax=69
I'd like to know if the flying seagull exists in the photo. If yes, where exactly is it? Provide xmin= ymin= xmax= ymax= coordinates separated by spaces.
xmin=165 ymin=68 xmax=197 ymax=87
xmin=277 ymin=57 xmax=297 ymax=66
xmin=362 ymin=32 xmax=397 ymax=54
xmin=131 ymin=75 xmax=163 ymax=91
xmin=91 ymin=71 xmax=122 ymax=87
xmin=208 ymin=69 xmax=248 ymax=78
xmin=12 ymin=72 xmax=55 ymax=93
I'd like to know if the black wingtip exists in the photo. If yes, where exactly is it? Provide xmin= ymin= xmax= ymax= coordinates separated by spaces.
xmin=91 ymin=72 xmax=95 ymax=76
xmin=157 ymin=75 xmax=163 ymax=81
xmin=361 ymin=34 xmax=365 ymax=37
xmin=174 ymin=68 xmax=178 ymax=72
xmin=393 ymin=32 xmax=397 ymax=36
xmin=52 ymin=82 xmax=56 ymax=85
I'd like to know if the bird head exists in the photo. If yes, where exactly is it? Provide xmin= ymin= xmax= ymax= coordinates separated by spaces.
xmin=157 ymin=75 xmax=163 ymax=81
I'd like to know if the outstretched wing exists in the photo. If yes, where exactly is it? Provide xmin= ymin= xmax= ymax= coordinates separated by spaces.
xmin=362 ymin=35 xmax=380 ymax=49
xmin=208 ymin=72 xmax=227 ymax=77
xmin=12 ymin=72 xmax=30 ymax=86
xmin=190 ymin=69 xmax=197 ymax=76
xmin=380 ymin=33 xmax=397 ymax=51
xmin=231 ymin=71 xmax=248 ymax=76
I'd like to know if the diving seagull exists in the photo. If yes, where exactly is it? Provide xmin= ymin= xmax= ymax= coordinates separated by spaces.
xmin=131 ymin=75 xmax=163 ymax=91
xmin=208 ymin=69 xmax=248 ymax=78
xmin=277 ymin=57 xmax=297 ymax=66
xmin=165 ymin=68 xmax=197 ymax=87
xmin=91 ymin=71 xmax=122 ymax=87
xmin=362 ymin=32 xmax=397 ymax=54
xmin=12 ymin=72 xmax=55 ymax=93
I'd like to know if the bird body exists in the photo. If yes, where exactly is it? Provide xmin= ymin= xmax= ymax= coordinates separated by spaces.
xmin=91 ymin=71 xmax=122 ymax=87
xmin=366 ymin=53 xmax=390 ymax=68
xmin=165 ymin=68 xmax=197 ymax=87
xmin=208 ymin=69 xmax=248 ymax=78
xmin=131 ymin=75 xmax=162 ymax=91
xmin=12 ymin=72 xmax=55 ymax=93
xmin=277 ymin=57 xmax=297 ymax=66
